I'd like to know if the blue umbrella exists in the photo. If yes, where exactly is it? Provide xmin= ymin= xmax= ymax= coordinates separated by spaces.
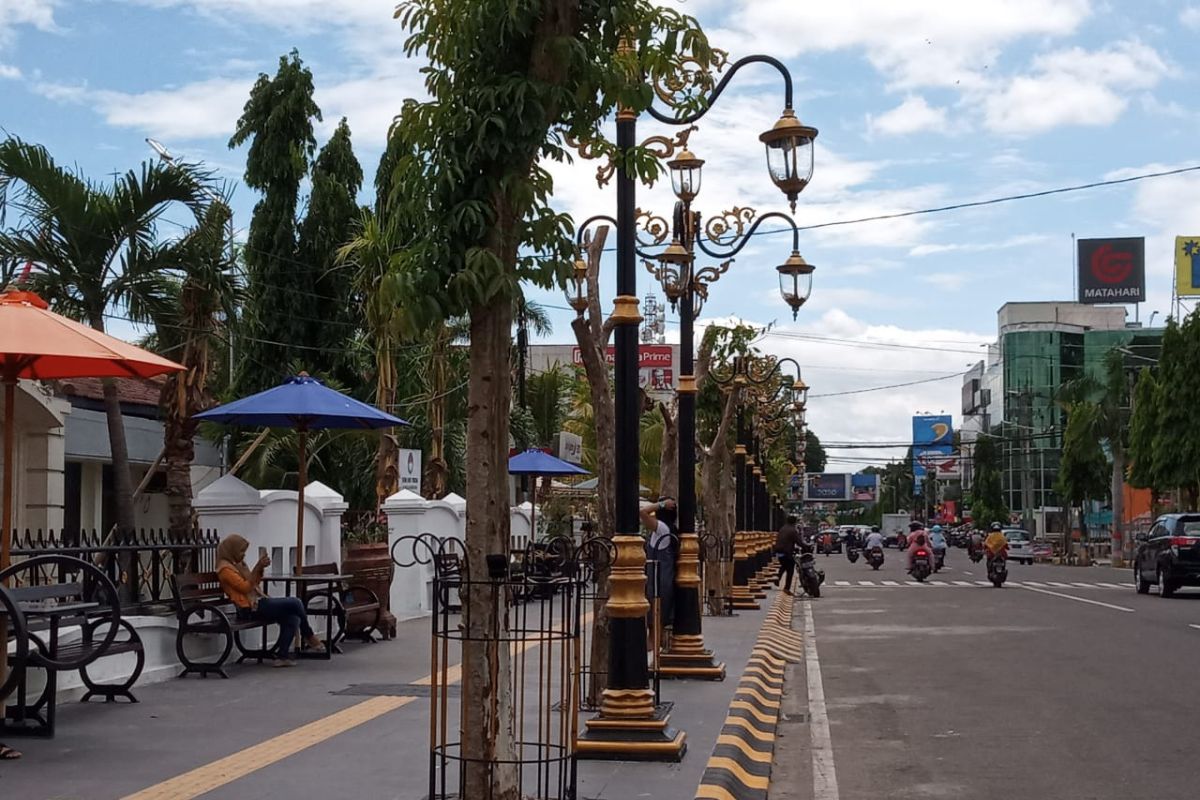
xmin=196 ymin=373 xmax=407 ymax=572
xmin=508 ymin=449 xmax=588 ymax=540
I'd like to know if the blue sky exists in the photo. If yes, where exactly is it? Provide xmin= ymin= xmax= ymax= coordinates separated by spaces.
xmin=3 ymin=0 xmax=1200 ymax=461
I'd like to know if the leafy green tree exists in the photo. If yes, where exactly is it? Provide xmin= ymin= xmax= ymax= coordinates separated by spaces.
xmin=1056 ymin=401 xmax=1110 ymax=535
xmin=383 ymin=3 xmax=712 ymax=788
xmin=1148 ymin=313 xmax=1200 ymax=506
xmin=0 ymin=136 xmax=211 ymax=535
xmin=297 ymin=118 xmax=363 ymax=382
xmin=229 ymin=50 xmax=321 ymax=392
xmin=146 ymin=203 xmax=240 ymax=539
xmin=804 ymin=429 xmax=826 ymax=473
xmin=969 ymin=434 xmax=1008 ymax=528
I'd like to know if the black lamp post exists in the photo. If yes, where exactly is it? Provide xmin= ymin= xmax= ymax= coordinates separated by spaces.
xmin=572 ymin=45 xmax=816 ymax=762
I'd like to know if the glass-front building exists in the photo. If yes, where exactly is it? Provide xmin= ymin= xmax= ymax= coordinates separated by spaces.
xmin=997 ymin=327 xmax=1163 ymax=513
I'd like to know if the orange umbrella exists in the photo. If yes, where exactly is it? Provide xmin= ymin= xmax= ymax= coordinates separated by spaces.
xmin=0 ymin=289 xmax=184 ymax=571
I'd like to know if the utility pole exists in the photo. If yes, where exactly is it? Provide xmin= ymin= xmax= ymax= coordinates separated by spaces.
xmin=1020 ymin=389 xmax=1035 ymax=535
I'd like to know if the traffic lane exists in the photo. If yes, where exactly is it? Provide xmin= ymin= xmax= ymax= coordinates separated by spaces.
xmin=808 ymin=558 xmax=1200 ymax=800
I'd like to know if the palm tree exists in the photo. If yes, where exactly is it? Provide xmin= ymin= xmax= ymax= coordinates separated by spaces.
xmin=145 ymin=203 xmax=239 ymax=539
xmin=0 ymin=136 xmax=212 ymax=534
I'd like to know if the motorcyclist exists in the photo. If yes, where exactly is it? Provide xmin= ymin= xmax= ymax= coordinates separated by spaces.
xmin=984 ymin=522 xmax=1009 ymax=566
xmin=929 ymin=525 xmax=948 ymax=567
xmin=906 ymin=521 xmax=930 ymax=572
xmin=968 ymin=527 xmax=984 ymax=559
xmin=864 ymin=525 xmax=885 ymax=552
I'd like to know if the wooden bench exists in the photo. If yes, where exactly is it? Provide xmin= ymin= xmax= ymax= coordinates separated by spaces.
xmin=295 ymin=563 xmax=383 ymax=645
xmin=170 ymin=571 xmax=273 ymax=679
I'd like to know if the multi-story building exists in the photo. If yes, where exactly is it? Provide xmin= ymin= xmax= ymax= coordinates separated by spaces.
xmin=960 ymin=302 xmax=1163 ymax=531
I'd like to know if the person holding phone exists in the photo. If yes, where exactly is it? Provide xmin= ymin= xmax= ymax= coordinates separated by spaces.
xmin=215 ymin=534 xmax=322 ymax=667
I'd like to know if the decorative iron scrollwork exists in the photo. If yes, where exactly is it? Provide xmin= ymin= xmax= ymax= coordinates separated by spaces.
xmin=705 ymin=207 xmax=757 ymax=247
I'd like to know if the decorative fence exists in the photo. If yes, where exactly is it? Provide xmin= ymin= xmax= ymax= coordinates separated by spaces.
xmin=8 ymin=528 xmax=219 ymax=610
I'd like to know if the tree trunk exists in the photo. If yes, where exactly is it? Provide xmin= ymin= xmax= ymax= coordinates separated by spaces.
xmin=425 ymin=327 xmax=449 ymax=500
xmin=1111 ymin=449 xmax=1126 ymax=566
xmin=162 ymin=372 xmax=198 ymax=541
xmin=462 ymin=298 xmax=517 ymax=799
xmin=699 ymin=386 xmax=738 ymax=613
xmin=570 ymin=226 xmax=615 ymax=708
xmin=658 ymin=400 xmax=679 ymax=501
xmin=100 ymin=377 xmax=136 ymax=535
xmin=374 ymin=338 xmax=399 ymax=509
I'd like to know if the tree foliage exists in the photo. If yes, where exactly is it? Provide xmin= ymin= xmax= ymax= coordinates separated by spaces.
xmin=229 ymin=50 xmax=321 ymax=392
xmin=970 ymin=434 xmax=1008 ymax=528
xmin=1056 ymin=401 xmax=1110 ymax=511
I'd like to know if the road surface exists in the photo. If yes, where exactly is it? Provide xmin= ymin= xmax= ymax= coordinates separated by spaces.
xmin=771 ymin=547 xmax=1200 ymax=800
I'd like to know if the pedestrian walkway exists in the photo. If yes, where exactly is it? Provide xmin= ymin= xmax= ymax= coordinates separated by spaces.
xmin=830 ymin=579 xmax=1133 ymax=589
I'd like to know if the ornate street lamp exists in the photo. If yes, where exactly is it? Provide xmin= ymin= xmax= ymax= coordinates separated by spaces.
xmin=760 ymin=109 xmax=818 ymax=212
xmin=777 ymin=251 xmax=815 ymax=320
xmin=667 ymin=147 xmax=705 ymax=204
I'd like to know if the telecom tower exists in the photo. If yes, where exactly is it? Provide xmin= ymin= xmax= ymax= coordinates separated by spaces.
xmin=641 ymin=293 xmax=666 ymax=344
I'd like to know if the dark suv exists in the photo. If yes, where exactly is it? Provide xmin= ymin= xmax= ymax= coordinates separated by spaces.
xmin=1134 ymin=514 xmax=1200 ymax=597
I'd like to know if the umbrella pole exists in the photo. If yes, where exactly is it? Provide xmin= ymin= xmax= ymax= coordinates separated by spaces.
xmin=2 ymin=377 xmax=14 ymax=575
xmin=296 ymin=429 xmax=307 ymax=576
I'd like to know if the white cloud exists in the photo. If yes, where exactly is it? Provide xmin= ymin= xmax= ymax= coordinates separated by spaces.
xmin=919 ymin=272 xmax=968 ymax=291
xmin=1182 ymin=6 xmax=1200 ymax=29
xmin=908 ymin=233 xmax=1051 ymax=258
xmin=867 ymin=95 xmax=950 ymax=137
xmin=123 ymin=0 xmax=389 ymax=31
xmin=0 ymin=0 xmax=58 ymax=35
xmin=0 ymin=62 xmax=20 ymax=79
xmin=981 ymin=39 xmax=1171 ymax=135
xmin=714 ymin=0 xmax=1091 ymax=90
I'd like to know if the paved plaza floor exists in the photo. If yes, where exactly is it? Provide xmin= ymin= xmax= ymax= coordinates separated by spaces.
xmin=2 ymin=595 xmax=779 ymax=800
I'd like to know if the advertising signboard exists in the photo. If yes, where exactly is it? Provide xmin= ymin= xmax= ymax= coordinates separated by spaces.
xmin=1176 ymin=237 xmax=1200 ymax=298
xmin=572 ymin=344 xmax=675 ymax=396
xmin=915 ymin=449 xmax=962 ymax=479
xmin=1077 ymin=237 xmax=1145 ymax=304
xmin=398 ymin=448 xmax=422 ymax=495
xmin=804 ymin=473 xmax=850 ymax=502
xmin=553 ymin=431 xmax=583 ymax=465
xmin=912 ymin=415 xmax=953 ymax=446
xmin=851 ymin=473 xmax=879 ymax=503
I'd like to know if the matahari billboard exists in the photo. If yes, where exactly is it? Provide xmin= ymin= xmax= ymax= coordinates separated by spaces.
xmin=1077 ymin=237 xmax=1145 ymax=304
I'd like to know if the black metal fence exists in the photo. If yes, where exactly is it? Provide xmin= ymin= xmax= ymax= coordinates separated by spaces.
xmin=8 ymin=528 xmax=219 ymax=610
xmin=699 ymin=531 xmax=735 ymax=616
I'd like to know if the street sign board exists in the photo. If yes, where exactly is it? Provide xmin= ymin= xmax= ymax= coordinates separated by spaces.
xmin=1078 ymin=237 xmax=1145 ymax=304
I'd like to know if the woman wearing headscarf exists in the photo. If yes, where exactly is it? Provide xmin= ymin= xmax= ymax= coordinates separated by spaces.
xmin=640 ymin=497 xmax=678 ymax=648
xmin=215 ymin=534 xmax=322 ymax=666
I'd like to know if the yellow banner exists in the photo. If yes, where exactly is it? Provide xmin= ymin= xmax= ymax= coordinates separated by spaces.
xmin=1176 ymin=236 xmax=1200 ymax=297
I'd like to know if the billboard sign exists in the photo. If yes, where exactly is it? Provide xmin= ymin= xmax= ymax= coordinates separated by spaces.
xmin=553 ymin=431 xmax=583 ymax=465
xmin=398 ymin=448 xmax=422 ymax=495
xmin=1176 ymin=237 xmax=1200 ymax=298
xmin=1077 ymin=237 xmax=1145 ymax=304
xmin=912 ymin=443 xmax=953 ymax=481
xmin=912 ymin=415 xmax=953 ymax=446
xmin=915 ymin=449 xmax=962 ymax=479
xmin=851 ymin=473 xmax=879 ymax=503
xmin=803 ymin=473 xmax=850 ymax=502
xmin=572 ymin=344 xmax=675 ymax=397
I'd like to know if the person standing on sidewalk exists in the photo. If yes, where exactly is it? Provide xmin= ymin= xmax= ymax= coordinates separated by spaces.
xmin=773 ymin=514 xmax=801 ymax=595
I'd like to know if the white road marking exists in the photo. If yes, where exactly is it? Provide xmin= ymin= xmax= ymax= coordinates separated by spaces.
xmin=1020 ymin=584 xmax=1135 ymax=612
xmin=974 ymin=580 xmax=991 ymax=586
xmin=1189 ymin=624 xmax=1200 ymax=631
xmin=928 ymin=581 xmax=948 ymax=586
xmin=1046 ymin=582 xmax=1074 ymax=588
xmin=1071 ymin=582 xmax=1094 ymax=588
xmin=804 ymin=602 xmax=840 ymax=800
xmin=962 ymin=571 xmax=974 ymax=576
xmin=835 ymin=580 xmax=851 ymax=586
xmin=882 ymin=580 xmax=900 ymax=586
xmin=1022 ymin=581 xmax=1046 ymax=587
xmin=858 ymin=581 xmax=875 ymax=586
xmin=953 ymin=580 xmax=973 ymax=586
xmin=1097 ymin=582 xmax=1127 ymax=589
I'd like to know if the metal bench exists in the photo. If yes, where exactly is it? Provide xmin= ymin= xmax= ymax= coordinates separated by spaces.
xmin=170 ymin=571 xmax=273 ymax=679
xmin=294 ymin=562 xmax=383 ymax=645
xmin=0 ymin=555 xmax=126 ymax=737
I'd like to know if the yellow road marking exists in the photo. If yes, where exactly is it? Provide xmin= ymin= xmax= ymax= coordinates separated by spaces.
xmin=716 ymin=733 xmax=772 ymax=763
xmin=696 ymin=783 xmax=740 ymax=800
xmin=723 ymin=715 xmax=775 ymax=742
xmin=705 ymin=756 xmax=770 ymax=789
xmin=120 ymin=696 xmax=414 ymax=800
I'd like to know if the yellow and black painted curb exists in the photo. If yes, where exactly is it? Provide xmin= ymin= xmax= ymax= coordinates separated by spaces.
xmin=694 ymin=591 xmax=800 ymax=800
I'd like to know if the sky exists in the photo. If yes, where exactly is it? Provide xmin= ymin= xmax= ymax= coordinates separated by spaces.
xmin=3 ymin=0 xmax=1200 ymax=468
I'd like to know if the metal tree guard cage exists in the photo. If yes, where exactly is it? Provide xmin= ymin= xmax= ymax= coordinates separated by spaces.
xmin=395 ymin=533 xmax=584 ymax=800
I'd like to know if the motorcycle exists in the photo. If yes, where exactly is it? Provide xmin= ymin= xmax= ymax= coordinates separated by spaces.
xmin=988 ymin=554 xmax=1008 ymax=587
xmin=846 ymin=544 xmax=861 ymax=564
xmin=867 ymin=546 xmax=884 ymax=571
xmin=968 ymin=543 xmax=984 ymax=563
xmin=798 ymin=542 xmax=825 ymax=598
xmin=933 ymin=547 xmax=946 ymax=573
xmin=909 ymin=548 xmax=933 ymax=582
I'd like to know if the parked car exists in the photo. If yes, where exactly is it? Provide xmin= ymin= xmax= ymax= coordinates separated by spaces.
xmin=1003 ymin=528 xmax=1034 ymax=565
xmin=1133 ymin=513 xmax=1200 ymax=597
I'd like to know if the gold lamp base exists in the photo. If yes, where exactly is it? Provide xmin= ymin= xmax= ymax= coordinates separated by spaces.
xmin=577 ymin=701 xmax=687 ymax=762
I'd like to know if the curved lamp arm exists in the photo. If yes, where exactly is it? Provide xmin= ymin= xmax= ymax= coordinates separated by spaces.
xmin=696 ymin=211 xmax=799 ymax=260
xmin=575 ymin=213 xmax=668 ymax=261
xmin=646 ymin=55 xmax=794 ymax=126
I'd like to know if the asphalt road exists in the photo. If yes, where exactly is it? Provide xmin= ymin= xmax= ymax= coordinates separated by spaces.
xmin=772 ymin=547 xmax=1200 ymax=800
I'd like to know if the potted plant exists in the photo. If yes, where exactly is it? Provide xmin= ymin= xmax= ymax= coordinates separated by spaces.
xmin=341 ymin=512 xmax=395 ymax=638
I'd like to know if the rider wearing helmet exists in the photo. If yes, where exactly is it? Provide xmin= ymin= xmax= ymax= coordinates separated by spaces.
xmin=906 ymin=520 xmax=929 ymax=572
xmin=864 ymin=525 xmax=885 ymax=551
xmin=929 ymin=524 xmax=948 ymax=568
xmin=984 ymin=522 xmax=1009 ymax=563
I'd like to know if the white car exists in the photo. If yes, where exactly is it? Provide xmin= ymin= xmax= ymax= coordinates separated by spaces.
xmin=1003 ymin=529 xmax=1035 ymax=565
